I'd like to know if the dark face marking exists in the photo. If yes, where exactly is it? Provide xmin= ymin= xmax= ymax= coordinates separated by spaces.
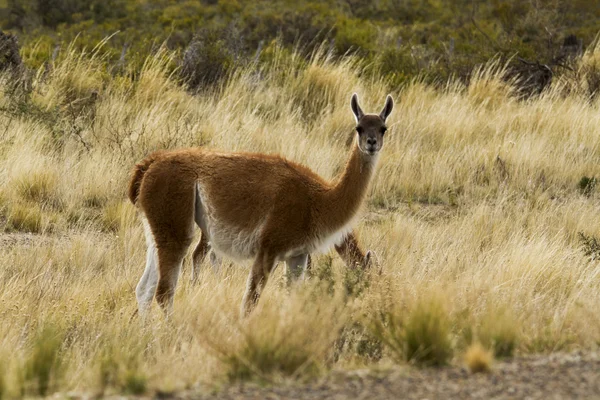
xmin=350 ymin=94 xmax=394 ymax=156
xmin=355 ymin=115 xmax=387 ymax=156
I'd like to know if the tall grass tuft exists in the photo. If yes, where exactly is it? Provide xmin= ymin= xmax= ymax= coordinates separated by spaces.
xmin=403 ymin=298 xmax=453 ymax=366
xmin=6 ymin=203 xmax=43 ymax=233
xmin=13 ymin=170 xmax=60 ymax=206
xmin=0 ymin=361 xmax=5 ymax=400
xmin=479 ymin=309 xmax=520 ymax=358
xmin=19 ymin=324 xmax=65 ymax=397
xmin=195 ymin=292 xmax=342 ymax=383
xmin=372 ymin=297 xmax=453 ymax=367
xmin=96 ymin=332 xmax=148 ymax=395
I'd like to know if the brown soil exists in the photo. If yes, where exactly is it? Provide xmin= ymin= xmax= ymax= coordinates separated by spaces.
xmin=173 ymin=351 xmax=600 ymax=400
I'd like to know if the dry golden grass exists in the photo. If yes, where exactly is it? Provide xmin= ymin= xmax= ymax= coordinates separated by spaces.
xmin=464 ymin=342 xmax=493 ymax=373
xmin=1 ymin=42 xmax=600 ymax=396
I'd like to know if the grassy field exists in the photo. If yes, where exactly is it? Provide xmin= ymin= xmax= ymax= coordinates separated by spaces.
xmin=1 ymin=42 xmax=600 ymax=397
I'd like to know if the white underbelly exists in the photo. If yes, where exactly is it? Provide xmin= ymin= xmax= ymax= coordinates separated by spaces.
xmin=207 ymin=220 xmax=261 ymax=261
xmin=281 ymin=222 xmax=354 ymax=260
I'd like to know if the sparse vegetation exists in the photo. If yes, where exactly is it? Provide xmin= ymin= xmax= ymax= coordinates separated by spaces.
xmin=0 ymin=21 xmax=600 ymax=396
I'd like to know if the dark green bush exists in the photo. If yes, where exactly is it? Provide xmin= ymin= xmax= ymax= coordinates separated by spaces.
xmin=2 ymin=0 xmax=599 ymax=94
xmin=180 ymin=25 xmax=244 ymax=91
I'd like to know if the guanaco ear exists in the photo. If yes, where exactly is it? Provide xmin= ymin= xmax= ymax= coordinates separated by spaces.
xmin=351 ymin=93 xmax=364 ymax=122
xmin=379 ymin=95 xmax=394 ymax=121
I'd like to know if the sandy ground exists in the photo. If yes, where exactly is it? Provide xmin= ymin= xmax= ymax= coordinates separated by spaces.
xmin=171 ymin=351 xmax=600 ymax=400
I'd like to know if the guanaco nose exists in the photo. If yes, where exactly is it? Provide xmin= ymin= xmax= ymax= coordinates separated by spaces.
xmin=366 ymin=137 xmax=377 ymax=146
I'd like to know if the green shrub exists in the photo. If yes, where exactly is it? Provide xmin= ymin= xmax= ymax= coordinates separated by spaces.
xmin=180 ymin=26 xmax=243 ymax=91
xmin=334 ymin=17 xmax=377 ymax=55
xmin=578 ymin=232 xmax=600 ymax=260
xmin=578 ymin=176 xmax=596 ymax=196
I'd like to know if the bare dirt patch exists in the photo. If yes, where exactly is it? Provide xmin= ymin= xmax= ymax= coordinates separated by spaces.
xmin=172 ymin=351 xmax=600 ymax=400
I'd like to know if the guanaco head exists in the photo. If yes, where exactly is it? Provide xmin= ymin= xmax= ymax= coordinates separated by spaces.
xmin=351 ymin=93 xmax=394 ymax=156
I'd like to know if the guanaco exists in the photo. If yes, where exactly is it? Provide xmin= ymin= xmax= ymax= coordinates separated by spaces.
xmin=129 ymin=93 xmax=393 ymax=316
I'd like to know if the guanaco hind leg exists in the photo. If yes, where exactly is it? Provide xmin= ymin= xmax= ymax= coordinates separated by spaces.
xmin=135 ymin=239 xmax=158 ymax=317
xmin=155 ymin=242 xmax=189 ymax=316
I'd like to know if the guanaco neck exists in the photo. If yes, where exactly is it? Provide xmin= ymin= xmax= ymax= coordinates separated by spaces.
xmin=321 ymin=141 xmax=378 ymax=231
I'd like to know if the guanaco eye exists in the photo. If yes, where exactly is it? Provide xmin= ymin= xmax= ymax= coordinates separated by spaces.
xmin=356 ymin=126 xmax=364 ymax=134
xmin=381 ymin=127 xmax=387 ymax=134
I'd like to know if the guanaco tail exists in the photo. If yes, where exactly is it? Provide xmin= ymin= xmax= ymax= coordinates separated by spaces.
xmin=129 ymin=93 xmax=393 ymax=316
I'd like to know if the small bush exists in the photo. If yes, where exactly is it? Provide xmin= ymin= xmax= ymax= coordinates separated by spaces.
xmin=307 ymin=255 xmax=335 ymax=296
xmin=343 ymin=265 xmax=369 ymax=298
xmin=464 ymin=342 xmax=493 ymax=373
xmin=82 ymin=191 xmax=109 ymax=208
xmin=578 ymin=232 xmax=600 ymax=260
xmin=180 ymin=26 xmax=244 ymax=91
xmin=0 ymin=31 xmax=23 ymax=73
xmin=578 ymin=176 xmax=596 ymax=196
xmin=20 ymin=325 xmax=65 ymax=397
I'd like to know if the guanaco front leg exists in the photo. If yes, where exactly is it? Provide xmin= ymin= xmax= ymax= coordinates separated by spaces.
xmin=241 ymin=252 xmax=276 ymax=316
xmin=194 ymin=231 xmax=369 ymax=283
xmin=285 ymin=253 xmax=309 ymax=286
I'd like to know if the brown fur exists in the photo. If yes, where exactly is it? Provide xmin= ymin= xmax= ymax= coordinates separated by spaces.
xmin=130 ymin=94 xmax=393 ymax=315
xmin=128 ymin=151 xmax=165 ymax=204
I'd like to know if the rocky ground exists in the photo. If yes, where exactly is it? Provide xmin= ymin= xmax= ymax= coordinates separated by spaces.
xmin=172 ymin=351 xmax=600 ymax=400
